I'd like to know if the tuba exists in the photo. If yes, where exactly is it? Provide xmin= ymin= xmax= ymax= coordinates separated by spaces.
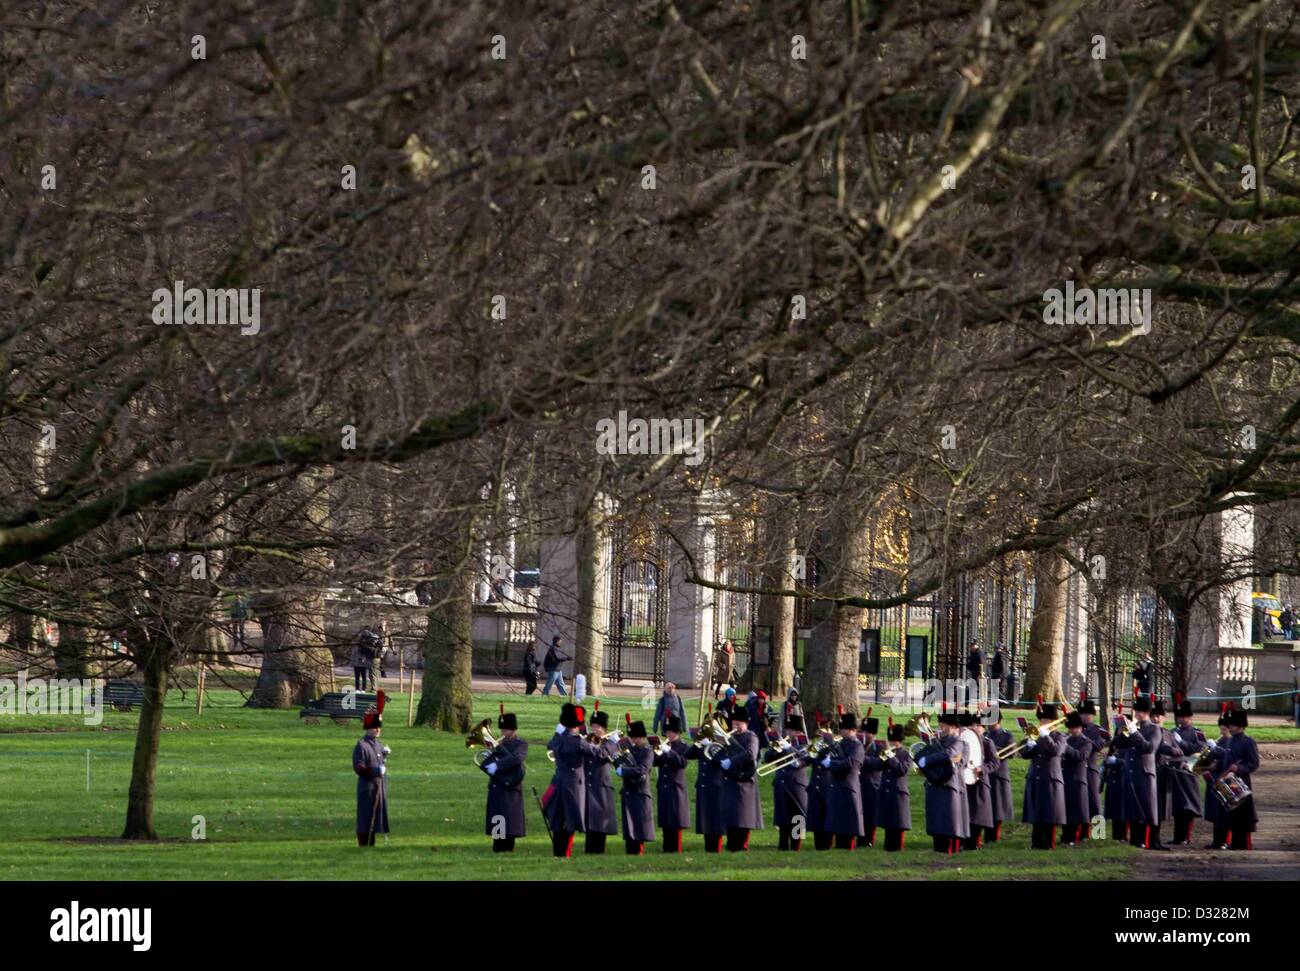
xmin=466 ymin=718 xmax=505 ymax=772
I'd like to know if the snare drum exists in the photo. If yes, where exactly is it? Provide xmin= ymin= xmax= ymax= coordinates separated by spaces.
xmin=1213 ymin=771 xmax=1252 ymax=811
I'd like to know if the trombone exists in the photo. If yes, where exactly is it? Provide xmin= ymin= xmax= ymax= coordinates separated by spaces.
xmin=757 ymin=734 xmax=809 ymax=777
xmin=996 ymin=715 xmax=1067 ymax=760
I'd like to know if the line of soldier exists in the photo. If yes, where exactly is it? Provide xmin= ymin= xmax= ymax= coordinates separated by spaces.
xmin=465 ymin=694 xmax=1258 ymax=857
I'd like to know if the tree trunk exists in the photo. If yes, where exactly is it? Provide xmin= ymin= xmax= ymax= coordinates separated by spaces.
xmin=803 ymin=506 xmax=869 ymax=720
xmin=1023 ymin=550 xmax=1068 ymax=702
xmin=54 ymin=622 xmax=88 ymax=678
xmin=415 ymin=559 xmax=475 ymax=732
xmin=247 ymin=470 xmax=334 ymax=707
xmin=758 ymin=512 xmax=797 ymax=699
xmin=1166 ymin=592 xmax=1192 ymax=700
xmin=574 ymin=502 xmax=606 ymax=696
xmin=121 ymin=641 xmax=167 ymax=839
xmin=246 ymin=588 xmax=332 ymax=707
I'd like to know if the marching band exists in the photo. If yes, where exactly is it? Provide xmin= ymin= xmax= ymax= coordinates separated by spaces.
xmin=444 ymin=688 xmax=1260 ymax=859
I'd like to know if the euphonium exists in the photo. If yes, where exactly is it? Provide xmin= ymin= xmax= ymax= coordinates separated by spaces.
xmin=466 ymin=718 xmax=502 ymax=768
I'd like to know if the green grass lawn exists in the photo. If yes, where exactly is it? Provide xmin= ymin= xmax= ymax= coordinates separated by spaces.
xmin=0 ymin=688 xmax=1212 ymax=880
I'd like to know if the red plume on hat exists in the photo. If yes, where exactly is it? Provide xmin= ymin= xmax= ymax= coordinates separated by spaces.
xmin=575 ymin=705 xmax=586 ymax=723
xmin=499 ymin=701 xmax=505 ymax=717
xmin=837 ymin=704 xmax=844 ymax=716
xmin=594 ymin=699 xmax=600 ymax=710
xmin=625 ymin=712 xmax=632 ymax=729
xmin=362 ymin=690 xmax=387 ymax=729
xmin=888 ymin=716 xmax=895 ymax=728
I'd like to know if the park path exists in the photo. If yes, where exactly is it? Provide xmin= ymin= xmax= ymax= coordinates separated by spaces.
xmin=1138 ymin=740 xmax=1300 ymax=880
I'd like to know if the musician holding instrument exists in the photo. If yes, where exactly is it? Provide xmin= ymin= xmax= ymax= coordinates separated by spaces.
xmin=616 ymin=721 xmax=656 ymax=855
xmin=654 ymin=715 xmax=691 ymax=853
xmin=1114 ymin=697 xmax=1166 ymax=850
xmin=1150 ymin=698 xmax=1183 ymax=847
xmin=807 ymin=712 xmax=834 ymax=850
xmin=922 ymin=709 xmax=968 ymax=854
xmin=822 ymin=709 xmax=865 ymax=850
xmin=1101 ymin=701 xmax=1129 ymax=842
xmin=858 ymin=712 xmax=884 ymax=848
xmin=582 ymin=707 xmax=621 ymax=854
xmin=1060 ymin=711 xmax=1092 ymax=845
xmin=875 ymin=719 xmax=913 ymax=852
xmin=984 ymin=709 xmax=1013 ymax=842
xmin=1201 ymin=706 xmax=1232 ymax=847
xmin=1019 ymin=700 xmax=1066 ymax=850
xmin=685 ymin=705 xmax=726 ymax=854
xmin=764 ymin=714 xmax=811 ymax=851
xmin=961 ymin=711 xmax=993 ymax=849
xmin=1206 ymin=709 xmax=1260 ymax=850
xmin=1078 ymin=697 xmax=1107 ymax=822
xmin=544 ymin=703 xmax=589 ymax=858
xmin=718 ymin=707 xmax=762 ymax=851
xmin=482 ymin=708 xmax=528 ymax=853
xmin=1168 ymin=696 xmax=1205 ymax=845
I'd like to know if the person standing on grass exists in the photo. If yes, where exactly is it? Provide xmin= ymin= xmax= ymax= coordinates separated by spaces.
xmin=542 ymin=635 xmax=570 ymax=696
xmin=352 ymin=624 xmax=380 ymax=692
xmin=352 ymin=694 xmax=390 ymax=847
xmin=711 ymin=639 xmax=735 ymax=699
xmin=616 ymin=721 xmax=656 ymax=855
xmin=653 ymin=715 xmax=690 ymax=853
xmin=876 ymin=719 xmax=913 ymax=853
xmin=483 ymin=709 xmax=528 ymax=853
xmin=652 ymin=682 xmax=689 ymax=736
xmin=544 ymin=703 xmax=588 ymax=857
xmin=582 ymin=708 xmax=620 ymax=854
xmin=718 ymin=707 xmax=761 ymax=851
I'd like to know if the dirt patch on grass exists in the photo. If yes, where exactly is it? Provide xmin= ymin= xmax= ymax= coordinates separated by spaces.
xmin=1138 ymin=740 xmax=1300 ymax=881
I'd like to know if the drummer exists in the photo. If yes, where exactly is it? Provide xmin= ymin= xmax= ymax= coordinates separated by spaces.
xmin=1209 ymin=709 xmax=1260 ymax=851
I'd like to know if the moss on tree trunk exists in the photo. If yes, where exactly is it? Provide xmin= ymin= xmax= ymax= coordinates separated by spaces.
xmin=1024 ymin=550 xmax=1068 ymax=702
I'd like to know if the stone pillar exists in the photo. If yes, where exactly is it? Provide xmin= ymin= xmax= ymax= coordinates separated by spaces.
xmin=1187 ymin=505 xmax=1254 ymax=711
xmin=666 ymin=510 xmax=717 ymax=692
xmin=538 ymin=535 xmax=578 ymax=655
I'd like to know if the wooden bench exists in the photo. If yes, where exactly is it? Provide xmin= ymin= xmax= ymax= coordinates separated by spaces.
xmin=300 ymin=691 xmax=378 ymax=726
xmin=103 ymin=680 xmax=146 ymax=711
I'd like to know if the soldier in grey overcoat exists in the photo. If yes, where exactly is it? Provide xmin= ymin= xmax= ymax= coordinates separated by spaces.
xmin=858 ymin=714 xmax=884 ymax=846
xmin=685 ymin=724 xmax=726 ymax=854
xmin=875 ymin=721 xmax=913 ymax=852
xmin=582 ymin=709 xmax=620 ymax=853
xmin=1019 ymin=703 xmax=1066 ymax=850
xmin=1168 ymin=698 xmax=1205 ymax=845
xmin=923 ymin=711 xmax=968 ymax=853
xmin=617 ymin=720 xmax=656 ymax=854
xmin=985 ymin=709 xmax=1014 ymax=842
xmin=718 ymin=707 xmax=761 ymax=851
xmin=654 ymin=715 xmax=691 ymax=852
xmin=1116 ymin=697 xmax=1165 ymax=850
xmin=1079 ymin=699 xmax=1107 ymax=820
xmin=483 ymin=710 xmax=528 ymax=852
xmin=1060 ymin=712 xmax=1093 ymax=844
xmin=765 ymin=714 xmax=810 ymax=851
xmin=822 ymin=711 xmax=864 ymax=849
xmin=544 ymin=703 xmax=589 ymax=857
xmin=352 ymin=702 xmax=389 ymax=846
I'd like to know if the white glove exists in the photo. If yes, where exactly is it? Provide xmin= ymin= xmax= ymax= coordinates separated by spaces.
xmin=821 ymin=757 xmax=831 ymax=769
xmin=615 ymin=767 xmax=624 ymax=777
xmin=1105 ymin=756 xmax=1117 ymax=765
xmin=379 ymin=765 xmax=386 ymax=776
xmin=607 ymin=731 xmax=622 ymax=744
xmin=1025 ymin=739 xmax=1037 ymax=749
xmin=1207 ymin=738 xmax=1217 ymax=750
xmin=918 ymin=756 xmax=927 ymax=768
xmin=555 ymin=723 xmax=566 ymax=735
xmin=486 ymin=761 xmax=498 ymax=776
xmin=721 ymin=758 xmax=733 ymax=770
xmin=886 ymin=749 xmax=898 ymax=761
xmin=656 ymin=743 xmax=669 ymax=756
xmin=381 ymin=746 xmax=391 ymax=756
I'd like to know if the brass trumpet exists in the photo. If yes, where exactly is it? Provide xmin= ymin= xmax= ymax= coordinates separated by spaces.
xmin=996 ymin=715 xmax=1067 ymax=760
